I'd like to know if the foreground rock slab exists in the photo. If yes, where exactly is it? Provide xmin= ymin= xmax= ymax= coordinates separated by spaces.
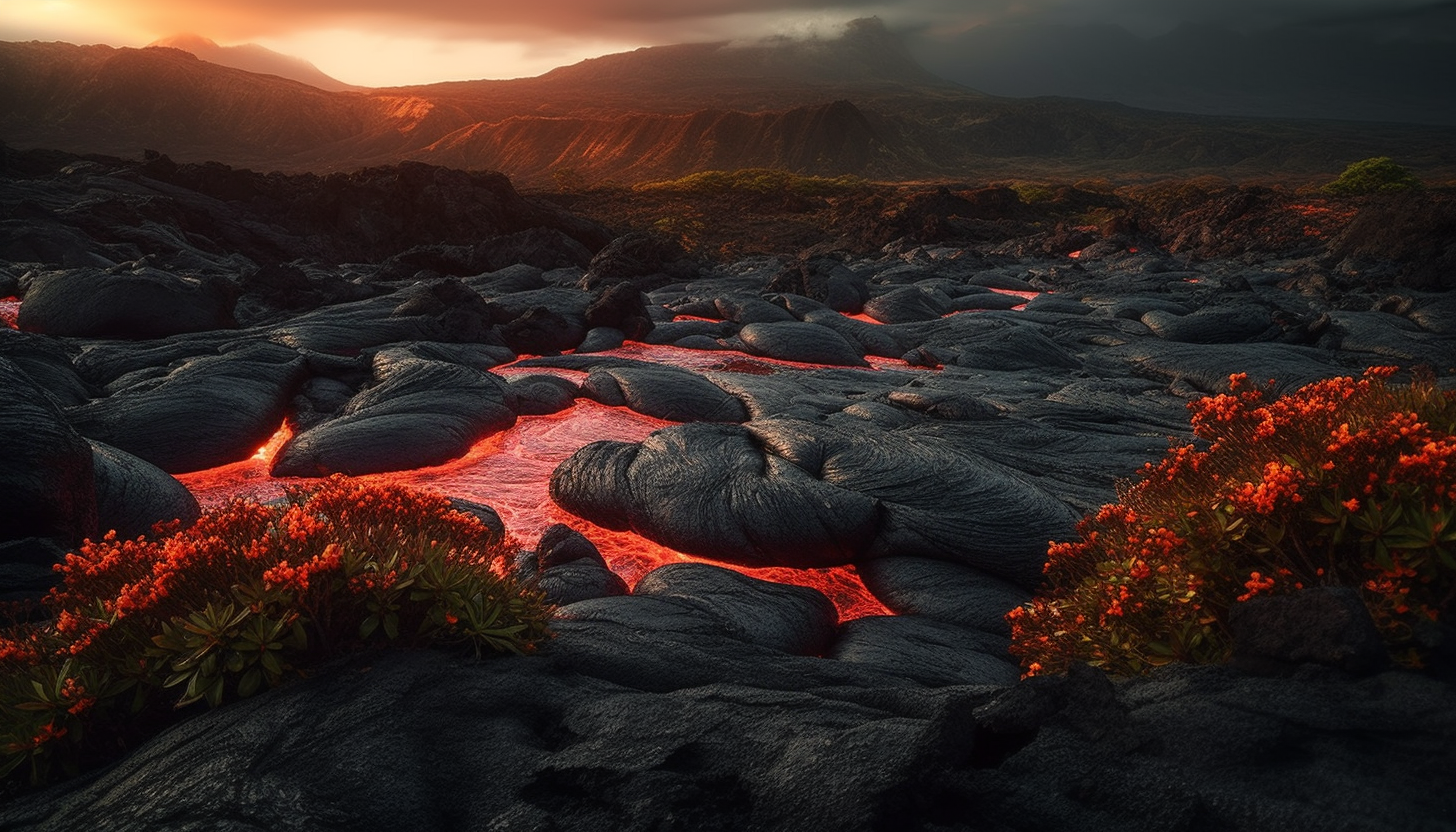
xmin=2 ymin=642 xmax=1451 ymax=832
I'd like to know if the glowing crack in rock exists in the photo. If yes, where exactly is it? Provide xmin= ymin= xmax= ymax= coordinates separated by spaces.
xmin=0 ymin=298 xmax=19 ymax=329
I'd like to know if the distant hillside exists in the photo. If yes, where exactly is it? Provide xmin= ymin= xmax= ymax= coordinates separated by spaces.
xmin=147 ymin=34 xmax=360 ymax=92
xmin=912 ymin=9 xmax=1456 ymax=126
xmin=2 ymin=20 xmax=1455 ymax=186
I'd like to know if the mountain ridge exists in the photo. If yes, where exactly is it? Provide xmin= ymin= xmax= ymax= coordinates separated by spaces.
xmin=146 ymin=34 xmax=360 ymax=92
xmin=2 ymin=21 xmax=1455 ymax=187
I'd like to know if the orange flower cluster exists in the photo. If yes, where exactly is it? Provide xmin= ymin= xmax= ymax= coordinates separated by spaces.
xmin=1010 ymin=367 xmax=1456 ymax=677
xmin=1 ymin=476 xmax=550 ymax=787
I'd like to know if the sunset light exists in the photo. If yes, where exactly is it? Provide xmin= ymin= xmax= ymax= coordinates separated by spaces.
xmin=2 ymin=0 xmax=1453 ymax=823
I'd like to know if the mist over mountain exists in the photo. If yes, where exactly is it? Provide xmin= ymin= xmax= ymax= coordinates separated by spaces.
xmin=146 ymin=34 xmax=359 ymax=92
xmin=2 ymin=18 xmax=1454 ymax=186
xmin=910 ymin=4 xmax=1456 ymax=126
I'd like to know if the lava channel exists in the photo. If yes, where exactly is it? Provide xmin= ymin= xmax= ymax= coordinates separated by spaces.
xmin=177 ymin=399 xmax=890 ymax=621
xmin=0 ymin=298 xmax=19 ymax=329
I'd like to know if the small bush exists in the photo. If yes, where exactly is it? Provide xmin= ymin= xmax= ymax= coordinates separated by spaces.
xmin=1010 ymin=182 xmax=1054 ymax=205
xmin=1009 ymin=368 xmax=1456 ymax=677
xmin=634 ymin=168 xmax=869 ymax=198
xmin=1 ymin=476 xmax=550 ymax=786
xmin=1322 ymin=157 xmax=1423 ymax=196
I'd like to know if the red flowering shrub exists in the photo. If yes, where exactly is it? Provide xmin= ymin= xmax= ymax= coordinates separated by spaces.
xmin=1009 ymin=367 xmax=1456 ymax=677
xmin=0 ymin=476 xmax=550 ymax=786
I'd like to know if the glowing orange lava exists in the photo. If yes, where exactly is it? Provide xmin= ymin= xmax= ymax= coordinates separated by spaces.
xmin=0 ymin=298 xmax=19 ymax=329
xmin=176 ymin=399 xmax=890 ymax=621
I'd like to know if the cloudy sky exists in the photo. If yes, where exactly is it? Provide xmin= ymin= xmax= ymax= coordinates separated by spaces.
xmin=1 ymin=0 xmax=1449 ymax=85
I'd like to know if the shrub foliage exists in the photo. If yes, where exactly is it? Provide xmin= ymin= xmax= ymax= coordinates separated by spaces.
xmin=634 ymin=168 xmax=870 ymax=197
xmin=1009 ymin=368 xmax=1456 ymax=677
xmin=1322 ymin=157 xmax=1423 ymax=196
xmin=1 ymin=476 xmax=550 ymax=786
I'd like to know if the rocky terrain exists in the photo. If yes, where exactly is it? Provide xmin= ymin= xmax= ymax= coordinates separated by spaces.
xmin=1 ymin=147 xmax=1455 ymax=829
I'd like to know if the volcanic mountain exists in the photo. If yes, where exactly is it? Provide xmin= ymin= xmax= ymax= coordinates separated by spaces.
xmin=2 ymin=18 xmax=1455 ymax=185
xmin=146 ymin=34 xmax=360 ymax=92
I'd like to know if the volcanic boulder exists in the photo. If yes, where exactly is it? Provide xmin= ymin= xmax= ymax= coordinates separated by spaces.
xmin=550 ymin=418 xmax=1076 ymax=584
xmin=580 ymin=364 xmax=749 ymax=423
xmin=736 ymin=321 xmax=867 ymax=366
xmin=579 ymin=232 xmax=698 ymax=293
xmin=829 ymin=615 xmax=1020 ymax=686
xmin=561 ymin=562 xmax=838 ymax=657
xmin=90 ymin=440 xmax=201 ymax=540
xmin=271 ymin=352 xmax=516 ymax=476
xmin=529 ymin=524 xmax=629 ymax=606
xmin=17 ymin=266 xmax=237 ymax=339
xmin=0 ymin=357 xmax=96 ymax=546
xmin=858 ymin=556 xmax=1030 ymax=635
xmin=65 ymin=342 xmax=307 ymax=473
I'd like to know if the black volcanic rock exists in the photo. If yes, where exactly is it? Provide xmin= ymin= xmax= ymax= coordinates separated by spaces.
xmin=829 ymin=614 xmax=1020 ymax=686
xmin=1229 ymin=587 xmax=1389 ymax=676
xmin=18 ymin=266 xmax=237 ymax=338
xmin=0 ymin=357 xmax=96 ymax=546
xmin=858 ymin=556 xmax=1030 ymax=636
xmin=767 ymin=256 xmax=868 ymax=313
xmin=535 ymin=523 xmax=607 ymax=569
xmin=861 ymin=285 xmax=953 ymax=323
xmin=536 ymin=558 xmax=631 ymax=606
xmin=736 ymin=321 xmax=867 ymax=366
xmin=551 ymin=422 xmax=878 ymax=568
xmin=271 ymin=352 xmax=516 ymax=477
xmin=579 ymin=233 xmax=697 ymax=293
xmin=0 ymin=328 xmax=92 ymax=406
xmin=497 ymin=306 xmax=586 ymax=355
xmin=584 ymin=282 xmax=655 ymax=341
xmin=580 ymin=364 xmax=748 ymax=423
xmin=551 ymin=418 xmax=1075 ymax=583
xmin=5 ymin=631 xmax=1453 ymax=831
xmin=568 ymin=562 xmax=838 ymax=657
xmin=90 ymin=440 xmax=201 ymax=540
xmin=506 ymin=373 xmax=578 ymax=416
xmin=474 ymin=228 xmax=596 ymax=272
xmin=65 ymin=341 xmax=307 ymax=473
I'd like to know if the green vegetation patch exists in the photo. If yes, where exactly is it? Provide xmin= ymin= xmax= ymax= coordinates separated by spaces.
xmin=634 ymin=168 xmax=871 ymax=197
xmin=1010 ymin=368 xmax=1456 ymax=677
xmin=1322 ymin=157 xmax=1424 ymax=196
xmin=1 ymin=476 xmax=551 ymax=787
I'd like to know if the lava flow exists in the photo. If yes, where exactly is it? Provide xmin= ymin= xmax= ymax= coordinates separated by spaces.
xmin=0 ymin=298 xmax=19 ymax=329
xmin=177 ymin=399 xmax=891 ymax=621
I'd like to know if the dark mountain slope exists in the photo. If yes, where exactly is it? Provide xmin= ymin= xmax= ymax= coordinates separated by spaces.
xmin=417 ymin=100 xmax=908 ymax=185
xmin=147 ymin=34 xmax=360 ymax=92
xmin=2 ymin=22 xmax=1455 ymax=186
xmin=0 ymin=42 xmax=379 ymax=165
xmin=913 ymin=13 xmax=1456 ymax=126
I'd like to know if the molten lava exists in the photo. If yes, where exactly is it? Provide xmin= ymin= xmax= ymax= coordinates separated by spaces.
xmin=177 ymin=398 xmax=890 ymax=621
xmin=0 ymin=298 xmax=19 ymax=329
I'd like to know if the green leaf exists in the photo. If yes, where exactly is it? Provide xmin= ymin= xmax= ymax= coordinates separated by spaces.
xmin=237 ymin=669 xmax=262 ymax=699
xmin=13 ymin=701 xmax=56 ymax=713
xmin=359 ymin=615 xmax=380 ymax=639
xmin=383 ymin=613 xmax=400 ymax=640
xmin=206 ymin=677 xmax=225 ymax=708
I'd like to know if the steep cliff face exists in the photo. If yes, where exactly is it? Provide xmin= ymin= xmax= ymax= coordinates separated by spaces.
xmin=419 ymin=100 xmax=907 ymax=186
